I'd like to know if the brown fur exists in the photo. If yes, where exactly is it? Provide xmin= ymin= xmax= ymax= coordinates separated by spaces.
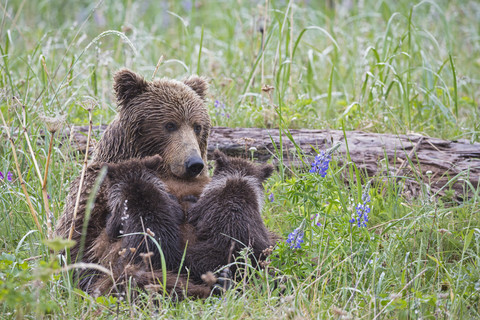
xmin=85 ymin=230 xmax=211 ymax=298
xmin=104 ymin=156 xmax=183 ymax=271
xmin=54 ymin=69 xmax=212 ymax=298
xmin=93 ymin=69 xmax=211 ymax=179
xmin=55 ymin=163 xmax=109 ymax=267
xmin=163 ymin=175 xmax=211 ymax=212
xmin=185 ymin=150 xmax=275 ymax=282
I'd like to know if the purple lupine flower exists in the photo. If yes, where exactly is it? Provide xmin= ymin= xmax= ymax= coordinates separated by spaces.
xmin=350 ymin=189 xmax=371 ymax=228
xmin=309 ymin=142 xmax=342 ymax=177
xmin=268 ymin=193 xmax=274 ymax=202
xmin=310 ymin=213 xmax=321 ymax=227
xmin=287 ymin=228 xmax=304 ymax=249
xmin=7 ymin=171 xmax=12 ymax=182
xmin=214 ymin=100 xmax=223 ymax=108
xmin=309 ymin=151 xmax=331 ymax=177
xmin=214 ymin=100 xmax=229 ymax=118
xmin=286 ymin=220 xmax=305 ymax=249
xmin=0 ymin=171 xmax=3 ymax=180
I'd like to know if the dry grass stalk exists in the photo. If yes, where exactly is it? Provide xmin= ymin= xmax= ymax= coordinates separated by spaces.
xmin=0 ymin=104 xmax=43 ymax=235
xmin=68 ymin=99 xmax=96 ymax=240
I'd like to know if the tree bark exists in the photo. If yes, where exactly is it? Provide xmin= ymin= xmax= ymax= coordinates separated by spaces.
xmin=65 ymin=125 xmax=480 ymax=198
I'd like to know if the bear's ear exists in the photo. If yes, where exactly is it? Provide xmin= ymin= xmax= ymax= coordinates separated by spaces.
xmin=183 ymin=75 xmax=208 ymax=100
xmin=213 ymin=149 xmax=229 ymax=172
xmin=105 ymin=163 xmax=118 ymax=180
xmin=260 ymin=164 xmax=274 ymax=181
xmin=113 ymin=69 xmax=148 ymax=107
xmin=143 ymin=155 xmax=163 ymax=172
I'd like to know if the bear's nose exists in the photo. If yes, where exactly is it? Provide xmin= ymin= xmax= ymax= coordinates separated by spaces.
xmin=185 ymin=156 xmax=204 ymax=177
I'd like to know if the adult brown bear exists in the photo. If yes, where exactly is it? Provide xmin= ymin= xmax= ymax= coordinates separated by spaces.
xmin=55 ymin=69 xmax=213 ymax=298
xmin=54 ymin=69 xmax=274 ymax=298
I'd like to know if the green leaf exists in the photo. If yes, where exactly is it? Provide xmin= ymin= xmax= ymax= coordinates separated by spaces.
xmin=43 ymin=237 xmax=76 ymax=252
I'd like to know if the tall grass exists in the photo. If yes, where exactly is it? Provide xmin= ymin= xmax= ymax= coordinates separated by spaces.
xmin=1 ymin=0 xmax=479 ymax=318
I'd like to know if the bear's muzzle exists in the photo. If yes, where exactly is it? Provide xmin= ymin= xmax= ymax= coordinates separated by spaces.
xmin=185 ymin=155 xmax=204 ymax=177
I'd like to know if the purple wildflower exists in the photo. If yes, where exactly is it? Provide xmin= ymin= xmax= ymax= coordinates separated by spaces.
xmin=309 ymin=151 xmax=331 ymax=177
xmin=214 ymin=100 xmax=224 ymax=109
xmin=310 ymin=213 xmax=322 ymax=227
xmin=286 ymin=220 xmax=305 ymax=249
xmin=309 ymin=142 xmax=342 ymax=177
xmin=268 ymin=193 xmax=274 ymax=202
xmin=181 ymin=0 xmax=192 ymax=11
xmin=350 ymin=190 xmax=371 ymax=228
xmin=0 ymin=171 xmax=13 ymax=181
xmin=214 ymin=100 xmax=230 ymax=118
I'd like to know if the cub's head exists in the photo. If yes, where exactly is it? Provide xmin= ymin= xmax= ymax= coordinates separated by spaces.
xmin=212 ymin=150 xmax=274 ymax=183
xmin=105 ymin=155 xmax=164 ymax=186
xmin=113 ymin=69 xmax=211 ymax=179
xmin=105 ymin=155 xmax=166 ymax=217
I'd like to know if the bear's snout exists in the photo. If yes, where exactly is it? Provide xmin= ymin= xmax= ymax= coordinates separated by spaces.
xmin=185 ymin=155 xmax=204 ymax=177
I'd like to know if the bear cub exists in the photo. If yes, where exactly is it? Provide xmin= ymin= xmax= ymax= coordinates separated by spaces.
xmin=105 ymin=155 xmax=184 ymax=271
xmin=186 ymin=150 xmax=274 ymax=282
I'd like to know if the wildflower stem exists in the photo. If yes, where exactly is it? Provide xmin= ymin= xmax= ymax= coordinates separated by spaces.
xmin=14 ymin=97 xmax=43 ymax=182
xmin=373 ymin=268 xmax=427 ymax=320
xmin=18 ymin=98 xmax=54 ymax=237
xmin=68 ymin=105 xmax=94 ymax=240
xmin=0 ymin=108 xmax=43 ymax=235
xmin=261 ymin=0 xmax=268 ymax=85
xmin=424 ymin=206 xmax=438 ymax=271
xmin=42 ymin=132 xmax=55 ymax=239
xmin=42 ymin=133 xmax=55 ymax=189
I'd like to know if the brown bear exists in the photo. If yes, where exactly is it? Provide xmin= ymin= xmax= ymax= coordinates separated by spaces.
xmin=93 ymin=68 xmax=212 ymax=208
xmin=80 ymin=156 xmax=214 ymax=298
xmin=104 ymin=155 xmax=184 ymax=271
xmin=54 ymin=69 xmax=214 ymax=298
xmin=185 ymin=150 xmax=275 ymax=283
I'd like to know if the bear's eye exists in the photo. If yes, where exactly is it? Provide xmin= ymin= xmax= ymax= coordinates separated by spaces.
xmin=193 ymin=124 xmax=202 ymax=135
xmin=165 ymin=122 xmax=177 ymax=132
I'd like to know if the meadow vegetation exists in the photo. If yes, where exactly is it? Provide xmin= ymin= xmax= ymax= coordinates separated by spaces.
xmin=0 ymin=0 xmax=479 ymax=318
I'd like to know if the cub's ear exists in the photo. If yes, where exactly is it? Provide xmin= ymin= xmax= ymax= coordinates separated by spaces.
xmin=213 ymin=150 xmax=229 ymax=172
xmin=113 ymin=69 xmax=148 ymax=107
xmin=143 ymin=155 xmax=163 ymax=172
xmin=105 ymin=163 xmax=118 ymax=180
xmin=260 ymin=164 xmax=274 ymax=181
xmin=183 ymin=75 xmax=208 ymax=100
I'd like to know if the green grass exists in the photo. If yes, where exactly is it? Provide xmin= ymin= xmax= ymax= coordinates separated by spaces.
xmin=1 ymin=0 xmax=479 ymax=318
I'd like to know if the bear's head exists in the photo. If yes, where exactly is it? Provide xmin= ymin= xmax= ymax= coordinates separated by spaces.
xmin=105 ymin=155 xmax=166 ymax=215
xmin=111 ymin=69 xmax=211 ymax=179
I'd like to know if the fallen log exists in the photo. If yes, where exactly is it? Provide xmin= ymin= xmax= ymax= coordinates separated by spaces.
xmin=65 ymin=125 xmax=480 ymax=198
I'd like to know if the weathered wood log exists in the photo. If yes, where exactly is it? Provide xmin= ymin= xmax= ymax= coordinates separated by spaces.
xmin=65 ymin=125 xmax=480 ymax=198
